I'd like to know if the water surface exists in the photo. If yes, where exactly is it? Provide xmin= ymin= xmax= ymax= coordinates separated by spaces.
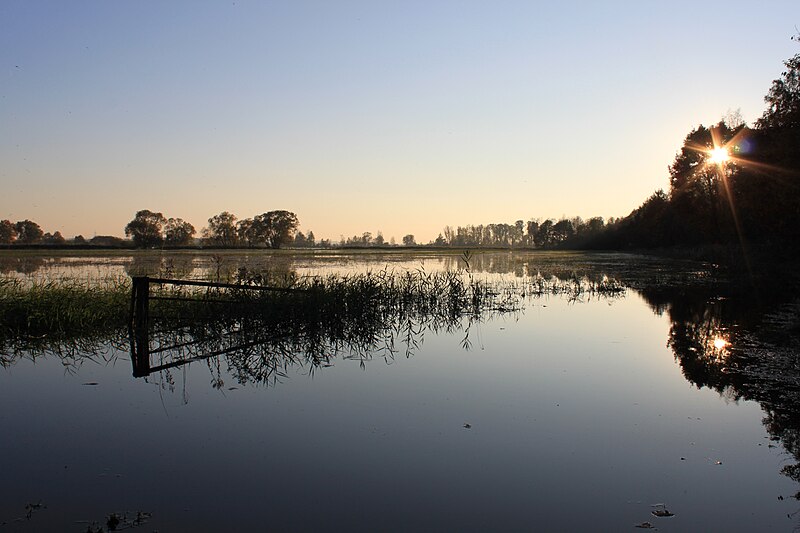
xmin=1 ymin=251 xmax=797 ymax=532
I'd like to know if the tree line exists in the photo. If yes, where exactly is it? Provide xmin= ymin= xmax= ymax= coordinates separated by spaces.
xmin=0 ymin=219 xmax=69 ymax=245
xmin=124 ymin=209 xmax=309 ymax=249
xmin=425 ymin=49 xmax=800 ymax=253
xmin=6 ymin=50 xmax=798 ymax=254
xmin=583 ymin=51 xmax=800 ymax=252
xmin=428 ymin=217 xmax=612 ymax=248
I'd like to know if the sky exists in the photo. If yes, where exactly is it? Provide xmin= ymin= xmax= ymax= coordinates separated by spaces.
xmin=1 ymin=1 xmax=799 ymax=243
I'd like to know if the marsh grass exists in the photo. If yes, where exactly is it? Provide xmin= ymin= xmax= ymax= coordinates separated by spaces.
xmin=2 ymin=266 xmax=627 ymax=378
xmin=0 ymin=276 xmax=130 ymax=336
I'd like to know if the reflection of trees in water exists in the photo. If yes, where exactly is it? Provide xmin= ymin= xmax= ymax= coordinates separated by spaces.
xmin=122 ymin=252 xmax=301 ymax=282
xmin=0 ymin=256 xmax=46 ymax=274
xmin=639 ymin=285 xmax=800 ymax=492
xmin=124 ymin=254 xmax=197 ymax=278
xmin=439 ymin=251 xmax=711 ymax=288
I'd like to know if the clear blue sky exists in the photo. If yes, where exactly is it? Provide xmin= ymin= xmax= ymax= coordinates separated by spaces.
xmin=1 ymin=1 xmax=798 ymax=242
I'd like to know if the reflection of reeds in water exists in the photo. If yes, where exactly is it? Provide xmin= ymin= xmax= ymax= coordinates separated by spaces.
xmin=0 ymin=276 xmax=130 ymax=370
xmin=142 ymin=268 xmax=519 ymax=386
xmin=141 ymin=268 xmax=625 ymax=387
xmin=1 ymin=268 xmax=625 ymax=380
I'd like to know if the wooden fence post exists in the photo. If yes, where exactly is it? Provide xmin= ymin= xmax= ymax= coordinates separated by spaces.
xmin=130 ymin=277 xmax=151 ymax=377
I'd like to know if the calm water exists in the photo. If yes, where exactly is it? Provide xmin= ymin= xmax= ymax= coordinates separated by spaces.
xmin=1 ymin=251 xmax=798 ymax=532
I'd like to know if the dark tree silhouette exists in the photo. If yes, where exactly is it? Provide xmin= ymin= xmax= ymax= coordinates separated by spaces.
xmin=164 ymin=218 xmax=196 ymax=246
xmin=253 ymin=210 xmax=299 ymax=249
xmin=14 ymin=220 xmax=43 ymax=244
xmin=0 ymin=220 xmax=16 ymax=244
xmin=236 ymin=218 xmax=258 ymax=247
xmin=757 ymin=54 xmax=800 ymax=129
xmin=125 ymin=210 xmax=166 ymax=248
xmin=42 ymin=231 xmax=65 ymax=244
xmin=203 ymin=211 xmax=238 ymax=247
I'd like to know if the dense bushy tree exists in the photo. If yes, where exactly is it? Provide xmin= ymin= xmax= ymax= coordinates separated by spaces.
xmin=254 ymin=210 xmax=299 ymax=249
xmin=236 ymin=218 xmax=258 ymax=247
xmin=125 ymin=210 xmax=166 ymax=248
xmin=584 ymin=51 xmax=800 ymax=251
xmin=757 ymin=54 xmax=800 ymax=130
xmin=14 ymin=220 xmax=43 ymax=244
xmin=42 ymin=231 xmax=65 ymax=244
xmin=0 ymin=220 xmax=16 ymax=244
xmin=164 ymin=218 xmax=196 ymax=246
xmin=204 ymin=211 xmax=238 ymax=247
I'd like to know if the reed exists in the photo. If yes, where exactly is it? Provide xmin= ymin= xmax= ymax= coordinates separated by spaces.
xmin=0 ymin=276 xmax=130 ymax=336
xmin=2 ymin=267 xmax=626 ymax=375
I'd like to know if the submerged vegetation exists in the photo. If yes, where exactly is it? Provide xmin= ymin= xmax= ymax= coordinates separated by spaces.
xmin=0 ymin=261 xmax=626 ymax=375
xmin=0 ymin=276 xmax=129 ymax=341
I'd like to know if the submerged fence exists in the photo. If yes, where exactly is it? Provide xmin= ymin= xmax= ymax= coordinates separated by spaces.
xmin=128 ymin=276 xmax=306 ymax=377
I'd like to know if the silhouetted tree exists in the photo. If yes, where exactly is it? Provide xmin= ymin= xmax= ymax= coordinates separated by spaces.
xmin=526 ymin=220 xmax=539 ymax=247
xmin=0 ymin=220 xmax=16 ymax=244
xmin=236 ymin=218 xmax=259 ymax=247
xmin=535 ymin=219 xmax=554 ymax=247
xmin=306 ymin=230 xmax=316 ymax=247
xmin=14 ymin=220 xmax=43 ymax=244
xmin=204 ymin=211 xmax=238 ymax=247
xmin=402 ymin=234 xmax=416 ymax=246
xmin=164 ymin=218 xmax=196 ymax=246
xmin=253 ymin=210 xmax=299 ymax=249
xmin=42 ymin=231 xmax=65 ymax=244
xmin=125 ymin=210 xmax=166 ymax=248
xmin=757 ymin=54 xmax=800 ymax=129
xmin=552 ymin=219 xmax=575 ymax=243
xmin=91 ymin=235 xmax=126 ymax=247
xmin=443 ymin=226 xmax=455 ymax=245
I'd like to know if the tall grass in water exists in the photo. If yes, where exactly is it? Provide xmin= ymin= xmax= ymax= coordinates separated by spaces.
xmin=0 ymin=277 xmax=130 ymax=334
xmin=2 ymin=267 xmax=626 ymax=379
xmin=142 ymin=267 xmax=626 ymax=387
xmin=0 ymin=277 xmax=130 ymax=363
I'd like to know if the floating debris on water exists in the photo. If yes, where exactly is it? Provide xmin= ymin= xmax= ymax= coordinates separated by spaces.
xmin=83 ymin=511 xmax=151 ymax=532
xmin=634 ymin=522 xmax=656 ymax=529
xmin=463 ymin=423 xmax=472 ymax=429
xmin=651 ymin=503 xmax=675 ymax=518
xmin=25 ymin=501 xmax=45 ymax=519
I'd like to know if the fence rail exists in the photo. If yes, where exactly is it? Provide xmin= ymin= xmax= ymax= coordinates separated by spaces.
xmin=128 ymin=276 xmax=304 ymax=377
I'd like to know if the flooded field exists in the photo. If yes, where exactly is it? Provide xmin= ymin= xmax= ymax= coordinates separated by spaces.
xmin=1 ymin=250 xmax=799 ymax=531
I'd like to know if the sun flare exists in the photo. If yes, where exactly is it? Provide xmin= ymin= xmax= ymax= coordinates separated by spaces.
xmin=712 ymin=337 xmax=728 ymax=350
xmin=709 ymin=147 xmax=730 ymax=164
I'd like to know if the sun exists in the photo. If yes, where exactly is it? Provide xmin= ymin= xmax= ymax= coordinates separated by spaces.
xmin=709 ymin=147 xmax=730 ymax=164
